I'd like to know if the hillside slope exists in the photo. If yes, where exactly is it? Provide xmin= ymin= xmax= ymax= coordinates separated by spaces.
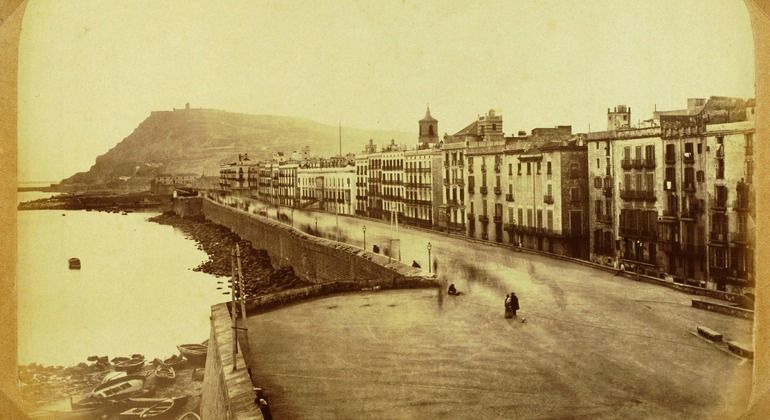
xmin=61 ymin=108 xmax=412 ymax=186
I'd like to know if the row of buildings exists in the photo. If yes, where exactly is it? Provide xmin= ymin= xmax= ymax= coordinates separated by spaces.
xmin=218 ymin=97 xmax=756 ymax=294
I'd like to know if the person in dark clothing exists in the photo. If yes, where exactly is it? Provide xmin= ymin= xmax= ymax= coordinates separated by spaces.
xmin=509 ymin=292 xmax=520 ymax=317
xmin=447 ymin=283 xmax=458 ymax=295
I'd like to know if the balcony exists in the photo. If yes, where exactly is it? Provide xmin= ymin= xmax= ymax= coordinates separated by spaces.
xmin=480 ymin=186 xmax=488 ymax=195
xmin=468 ymin=166 xmax=474 ymax=174
xmin=683 ymin=182 xmax=695 ymax=192
xmin=479 ymin=215 xmax=490 ymax=223
xmin=468 ymin=186 xmax=475 ymax=194
xmin=544 ymin=195 xmax=554 ymax=204
xmin=620 ymin=189 xmax=656 ymax=202
xmin=455 ymin=179 xmax=465 ymax=187
xmin=665 ymin=153 xmax=676 ymax=165
xmin=493 ymin=215 xmax=503 ymax=224
xmin=709 ymin=231 xmax=728 ymax=245
xmin=494 ymin=164 xmax=501 ymax=173
xmin=711 ymin=201 xmax=727 ymax=212
xmin=481 ymin=164 xmax=487 ymax=173
xmin=643 ymin=158 xmax=656 ymax=169
xmin=731 ymin=231 xmax=749 ymax=245
xmin=662 ymin=209 xmax=678 ymax=219
xmin=619 ymin=227 xmax=657 ymax=241
xmin=621 ymin=159 xmax=633 ymax=170
xmin=602 ymin=186 xmax=613 ymax=197
xmin=505 ymin=193 xmax=514 ymax=202
xmin=632 ymin=159 xmax=644 ymax=169
xmin=734 ymin=198 xmax=749 ymax=212
xmin=467 ymin=213 xmax=475 ymax=222
xmin=683 ymin=152 xmax=695 ymax=164
xmin=494 ymin=186 xmax=502 ymax=196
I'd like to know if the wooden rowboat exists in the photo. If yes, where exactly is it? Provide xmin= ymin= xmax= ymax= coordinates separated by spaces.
xmin=119 ymin=397 xmax=183 ymax=418
xmin=162 ymin=355 xmax=187 ymax=369
xmin=114 ymin=358 xmax=144 ymax=373
xmin=154 ymin=365 xmax=175 ymax=382
xmin=176 ymin=344 xmax=207 ymax=361
xmin=92 ymin=374 xmax=146 ymax=399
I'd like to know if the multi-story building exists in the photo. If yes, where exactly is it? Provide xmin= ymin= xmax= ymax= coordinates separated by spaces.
xmin=354 ymin=151 xmax=370 ymax=216
xmin=403 ymin=147 xmax=442 ymax=228
xmin=296 ymin=157 xmax=356 ymax=215
xmin=461 ymin=110 xmax=588 ymax=257
xmin=437 ymin=140 xmax=466 ymax=233
xmin=277 ymin=162 xmax=298 ymax=207
xmin=705 ymin=118 xmax=755 ymax=293
xmin=219 ymin=154 xmax=256 ymax=193
xmin=587 ymin=97 xmax=754 ymax=289
xmin=380 ymin=140 xmax=405 ymax=221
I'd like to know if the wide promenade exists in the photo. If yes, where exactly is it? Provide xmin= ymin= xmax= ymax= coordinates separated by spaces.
xmin=230 ymin=198 xmax=753 ymax=419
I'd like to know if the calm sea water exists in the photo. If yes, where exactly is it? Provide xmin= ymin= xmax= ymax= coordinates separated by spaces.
xmin=17 ymin=210 xmax=226 ymax=366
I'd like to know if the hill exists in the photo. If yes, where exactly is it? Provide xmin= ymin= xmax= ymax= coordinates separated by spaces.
xmin=60 ymin=108 xmax=413 ymax=187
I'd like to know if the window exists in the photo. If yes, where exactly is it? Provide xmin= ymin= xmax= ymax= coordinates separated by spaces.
xmin=684 ymin=167 xmax=694 ymax=186
xmin=634 ymin=174 xmax=642 ymax=191
xmin=508 ymin=207 xmax=514 ymax=223
xmin=645 ymin=173 xmax=654 ymax=192
xmin=596 ymin=158 xmax=600 ymax=169
xmin=547 ymin=161 xmax=552 ymax=175
xmin=716 ymin=159 xmax=724 ymax=180
xmin=547 ymin=210 xmax=553 ymax=230
xmin=537 ymin=210 xmax=543 ymax=228
xmin=696 ymin=170 xmax=704 ymax=182
xmin=518 ymin=208 xmax=523 ymax=225
xmin=594 ymin=177 xmax=602 ymax=188
xmin=537 ymin=162 xmax=541 ymax=174
xmin=527 ymin=162 xmax=531 ymax=175
xmin=496 ymin=175 xmax=501 ymax=188
xmin=527 ymin=209 xmax=533 ymax=227
xmin=645 ymin=145 xmax=654 ymax=161
xmin=482 ymin=199 xmax=488 ymax=216
xmin=518 ymin=163 xmax=522 ymax=175
xmin=697 ymin=143 xmax=702 ymax=154
xmin=685 ymin=142 xmax=694 ymax=156
xmin=547 ymin=184 xmax=552 ymax=196
xmin=508 ymin=164 xmax=512 ymax=176
xmin=624 ymin=146 xmax=631 ymax=160
xmin=635 ymin=146 xmax=642 ymax=160
xmin=595 ymin=200 xmax=603 ymax=218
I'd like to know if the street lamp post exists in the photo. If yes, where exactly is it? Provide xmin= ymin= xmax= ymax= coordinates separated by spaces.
xmin=427 ymin=242 xmax=432 ymax=273
xmin=362 ymin=225 xmax=367 ymax=251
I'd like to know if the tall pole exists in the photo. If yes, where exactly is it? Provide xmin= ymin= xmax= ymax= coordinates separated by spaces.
xmin=236 ymin=244 xmax=247 ymax=320
xmin=362 ymin=225 xmax=367 ymax=251
xmin=230 ymin=247 xmax=237 ymax=369
xmin=427 ymin=242 xmax=432 ymax=273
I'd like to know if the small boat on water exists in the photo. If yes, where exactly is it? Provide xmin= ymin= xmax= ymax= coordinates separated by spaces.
xmin=118 ymin=397 xmax=182 ymax=418
xmin=154 ymin=365 xmax=175 ymax=382
xmin=68 ymin=258 xmax=81 ymax=270
xmin=176 ymin=344 xmax=207 ymax=361
xmin=92 ymin=374 xmax=146 ymax=399
xmin=114 ymin=358 xmax=145 ymax=373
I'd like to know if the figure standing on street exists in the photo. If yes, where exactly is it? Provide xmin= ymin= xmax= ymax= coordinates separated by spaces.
xmin=509 ymin=292 xmax=519 ymax=318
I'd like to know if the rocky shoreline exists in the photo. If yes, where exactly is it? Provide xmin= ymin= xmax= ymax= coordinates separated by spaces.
xmin=148 ymin=212 xmax=311 ymax=296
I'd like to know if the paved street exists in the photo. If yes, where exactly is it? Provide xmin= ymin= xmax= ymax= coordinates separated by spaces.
xmin=237 ymin=201 xmax=753 ymax=419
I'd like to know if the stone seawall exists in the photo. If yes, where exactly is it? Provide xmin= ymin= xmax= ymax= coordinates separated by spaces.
xmin=201 ymin=198 xmax=430 ymax=287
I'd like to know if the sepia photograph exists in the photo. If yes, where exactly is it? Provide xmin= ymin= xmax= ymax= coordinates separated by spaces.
xmin=2 ymin=0 xmax=770 ymax=419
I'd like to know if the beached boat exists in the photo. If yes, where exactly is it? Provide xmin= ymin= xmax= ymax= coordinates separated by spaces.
xmin=68 ymin=258 xmax=81 ymax=269
xmin=154 ymin=365 xmax=175 ymax=382
xmin=102 ymin=370 xmax=127 ymax=384
xmin=176 ymin=344 xmax=207 ymax=361
xmin=29 ymin=407 xmax=103 ymax=419
xmin=114 ymin=358 xmax=144 ymax=373
xmin=106 ymin=395 xmax=186 ymax=415
xmin=162 ymin=355 xmax=187 ymax=369
xmin=118 ymin=398 xmax=181 ymax=418
xmin=70 ymin=394 xmax=101 ymax=410
xmin=92 ymin=374 xmax=146 ymax=399
xmin=177 ymin=412 xmax=201 ymax=420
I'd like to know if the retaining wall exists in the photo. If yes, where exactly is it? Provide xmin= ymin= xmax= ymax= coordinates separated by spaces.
xmin=201 ymin=198 xmax=430 ymax=287
xmin=168 ymin=196 xmax=203 ymax=218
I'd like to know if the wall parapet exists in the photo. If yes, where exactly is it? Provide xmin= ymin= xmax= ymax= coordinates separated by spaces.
xmin=201 ymin=303 xmax=264 ymax=420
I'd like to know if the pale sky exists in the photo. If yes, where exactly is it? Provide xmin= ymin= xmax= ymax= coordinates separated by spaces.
xmin=18 ymin=0 xmax=755 ymax=183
